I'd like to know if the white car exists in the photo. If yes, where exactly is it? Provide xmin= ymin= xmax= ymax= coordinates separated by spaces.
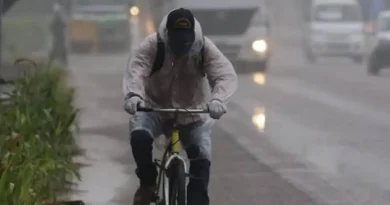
xmin=304 ymin=0 xmax=365 ymax=63
xmin=174 ymin=0 xmax=272 ymax=72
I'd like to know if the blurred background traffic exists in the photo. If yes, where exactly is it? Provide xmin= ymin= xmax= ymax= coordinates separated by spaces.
xmin=1 ymin=0 xmax=389 ymax=75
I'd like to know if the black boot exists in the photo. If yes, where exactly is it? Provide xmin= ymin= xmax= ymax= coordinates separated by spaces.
xmin=130 ymin=130 xmax=158 ymax=205
xmin=185 ymin=144 xmax=211 ymax=205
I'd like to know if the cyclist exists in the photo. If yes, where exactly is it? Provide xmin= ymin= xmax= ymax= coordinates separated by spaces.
xmin=123 ymin=8 xmax=237 ymax=205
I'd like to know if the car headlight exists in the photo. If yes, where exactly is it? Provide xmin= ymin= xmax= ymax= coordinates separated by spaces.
xmin=129 ymin=6 xmax=139 ymax=16
xmin=252 ymin=40 xmax=267 ymax=52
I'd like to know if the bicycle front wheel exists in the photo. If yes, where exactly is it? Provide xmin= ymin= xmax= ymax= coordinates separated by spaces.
xmin=167 ymin=158 xmax=186 ymax=205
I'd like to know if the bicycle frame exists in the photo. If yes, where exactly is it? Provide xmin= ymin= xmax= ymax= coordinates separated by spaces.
xmin=135 ymin=106 xmax=209 ymax=205
xmin=157 ymin=128 xmax=187 ymax=172
xmin=154 ymin=128 xmax=188 ymax=204
xmin=161 ymin=129 xmax=188 ymax=174
xmin=171 ymin=130 xmax=180 ymax=153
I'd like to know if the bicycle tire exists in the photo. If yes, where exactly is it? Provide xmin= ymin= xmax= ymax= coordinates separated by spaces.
xmin=167 ymin=158 xmax=186 ymax=205
xmin=162 ymin=171 xmax=169 ymax=205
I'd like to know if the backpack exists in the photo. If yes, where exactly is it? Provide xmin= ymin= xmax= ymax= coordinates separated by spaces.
xmin=149 ymin=34 xmax=206 ymax=77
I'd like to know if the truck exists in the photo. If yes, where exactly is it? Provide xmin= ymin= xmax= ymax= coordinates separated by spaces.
xmin=68 ymin=0 xmax=131 ymax=53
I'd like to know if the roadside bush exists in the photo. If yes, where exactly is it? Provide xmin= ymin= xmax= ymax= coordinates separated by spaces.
xmin=0 ymin=59 xmax=80 ymax=205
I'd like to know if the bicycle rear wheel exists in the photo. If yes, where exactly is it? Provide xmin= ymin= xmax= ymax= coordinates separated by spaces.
xmin=164 ymin=158 xmax=186 ymax=205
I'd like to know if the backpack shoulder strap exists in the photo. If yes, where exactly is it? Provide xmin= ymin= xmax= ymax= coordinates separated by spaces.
xmin=149 ymin=34 xmax=165 ymax=77
xmin=199 ymin=37 xmax=206 ymax=77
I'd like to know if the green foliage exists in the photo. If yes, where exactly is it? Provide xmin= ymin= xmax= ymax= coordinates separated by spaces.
xmin=0 ymin=59 xmax=80 ymax=205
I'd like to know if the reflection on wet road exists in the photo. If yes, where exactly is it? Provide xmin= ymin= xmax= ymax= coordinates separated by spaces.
xmin=252 ymin=107 xmax=266 ymax=132
xmin=252 ymin=72 xmax=266 ymax=85
xmin=251 ymin=72 xmax=267 ymax=132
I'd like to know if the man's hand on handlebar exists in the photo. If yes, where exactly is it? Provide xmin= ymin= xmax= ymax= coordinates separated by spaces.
xmin=132 ymin=99 xmax=227 ymax=119
xmin=135 ymin=105 xmax=209 ymax=113
xmin=124 ymin=96 xmax=145 ymax=115
xmin=206 ymin=99 xmax=226 ymax=119
xmin=124 ymin=94 xmax=227 ymax=119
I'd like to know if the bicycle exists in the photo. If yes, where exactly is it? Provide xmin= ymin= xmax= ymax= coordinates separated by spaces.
xmin=136 ymin=106 xmax=210 ymax=205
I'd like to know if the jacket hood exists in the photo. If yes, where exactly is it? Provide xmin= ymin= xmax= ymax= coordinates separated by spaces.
xmin=158 ymin=9 xmax=204 ymax=55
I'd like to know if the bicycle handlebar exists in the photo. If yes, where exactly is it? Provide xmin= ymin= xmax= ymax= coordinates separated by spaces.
xmin=137 ymin=105 xmax=209 ymax=113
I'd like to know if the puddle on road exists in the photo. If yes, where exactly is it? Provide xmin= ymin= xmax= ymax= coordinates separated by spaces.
xmin=75 ymin=122 xmax=139 ymax=205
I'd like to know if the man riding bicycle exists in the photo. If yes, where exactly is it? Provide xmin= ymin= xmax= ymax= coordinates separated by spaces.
xmin=123 ymin=8 xmax=238 ymax=205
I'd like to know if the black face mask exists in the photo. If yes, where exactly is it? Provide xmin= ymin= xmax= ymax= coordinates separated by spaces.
xmin=168 ymin=39 xmax=193 ymax=56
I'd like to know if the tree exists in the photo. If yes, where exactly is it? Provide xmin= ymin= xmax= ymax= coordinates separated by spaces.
xmin=0 ymin=0 xmax=21 ymax=83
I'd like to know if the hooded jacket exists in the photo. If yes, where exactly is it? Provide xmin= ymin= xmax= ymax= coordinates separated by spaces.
xmin=123 ymin=12 xmax=237 ymax=124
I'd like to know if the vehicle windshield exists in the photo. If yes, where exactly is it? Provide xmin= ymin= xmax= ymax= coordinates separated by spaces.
xmin=191 ymin=8 xmax=258 ymax=35
xmin=379 ymin=17 xmax=390 ymax=31
xmin=313 ymin=4 xmax=361 ymax=22
xmin=252 ymin=12 xmax=269 ymax=27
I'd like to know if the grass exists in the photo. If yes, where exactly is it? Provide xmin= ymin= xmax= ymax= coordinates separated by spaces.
xmin=0 ymin=58 xmax=81 ymax=205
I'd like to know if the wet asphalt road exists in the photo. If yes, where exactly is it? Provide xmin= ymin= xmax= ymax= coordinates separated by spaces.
xmin=67 ymin=50 xmax=319 ymax=205
xmin=67 ymin=0 xmax=390 ymax=204
xmin=221 ymin=49 xmax=390 ymax=205
xmin=67 ymin=40 xmax=390 ymax=205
